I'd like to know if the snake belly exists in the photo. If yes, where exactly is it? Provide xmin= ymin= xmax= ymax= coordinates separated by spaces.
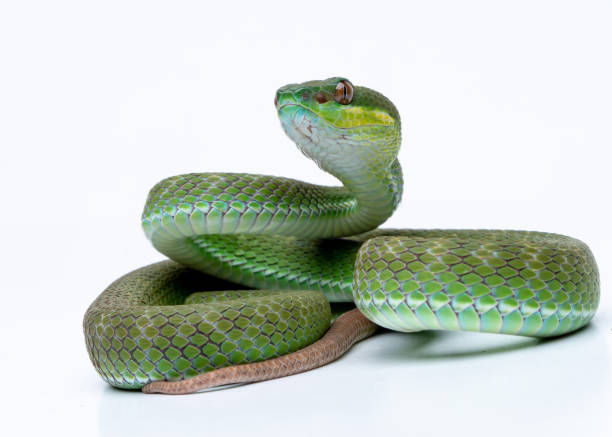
xmin=83 ymin=78 xmax=600 ymax=391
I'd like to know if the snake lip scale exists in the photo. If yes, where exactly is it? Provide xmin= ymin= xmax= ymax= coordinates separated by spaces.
xmin=83 ymin=77 xmax=600 ymax=394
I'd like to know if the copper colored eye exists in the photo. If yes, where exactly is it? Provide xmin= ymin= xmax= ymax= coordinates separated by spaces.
xmin=334 ymin=80 xmax=353 ymax=105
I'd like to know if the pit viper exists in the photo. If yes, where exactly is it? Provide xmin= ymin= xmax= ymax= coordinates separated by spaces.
xmin=84 ymin=77 xmax=600 ymax=394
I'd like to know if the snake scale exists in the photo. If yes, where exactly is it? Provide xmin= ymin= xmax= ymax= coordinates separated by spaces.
xmin=84 ymin=77 xmax=600 ymax=394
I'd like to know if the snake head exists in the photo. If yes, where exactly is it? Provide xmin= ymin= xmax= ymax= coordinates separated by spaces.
xmin=275 ymin=77 xmax=401 ymax=179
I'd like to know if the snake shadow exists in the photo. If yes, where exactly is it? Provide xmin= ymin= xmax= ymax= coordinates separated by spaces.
xmin=368 ymin=322 xmax=594 ymax=362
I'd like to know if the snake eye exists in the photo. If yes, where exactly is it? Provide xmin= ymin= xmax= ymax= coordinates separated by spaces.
xmin=334 ymin=80 xmax=353 ymax=105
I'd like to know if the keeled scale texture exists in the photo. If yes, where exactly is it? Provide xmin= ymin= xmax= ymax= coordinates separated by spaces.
xmin=84 ymin=261 xmax=330 ymax=389
xmin=142 ymin=173 xmax=359 ymax=242
xmin=354 ymin=230 xmax=599 ymax=336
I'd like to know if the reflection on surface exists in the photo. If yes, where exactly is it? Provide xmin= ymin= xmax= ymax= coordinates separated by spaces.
xmin=371 ymin=325 xmax=593 ymax=361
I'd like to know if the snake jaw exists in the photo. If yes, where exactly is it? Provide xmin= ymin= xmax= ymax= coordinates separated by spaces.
xmin=278 ymin=105 xmax=318 ymax=154
xmin=278 ymin=104 xmax=349 ymax=177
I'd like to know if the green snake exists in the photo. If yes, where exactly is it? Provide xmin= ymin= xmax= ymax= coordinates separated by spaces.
xmin=84 ymin=77 xmax=600 ymax=394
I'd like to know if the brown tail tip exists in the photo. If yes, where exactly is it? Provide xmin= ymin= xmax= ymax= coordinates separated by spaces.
xmin=142 ymin=308 xmax=377 ymax=394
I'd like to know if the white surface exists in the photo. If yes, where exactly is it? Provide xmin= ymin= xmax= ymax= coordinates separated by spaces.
xmin=0 ymin=1 xmax=611 ymax=436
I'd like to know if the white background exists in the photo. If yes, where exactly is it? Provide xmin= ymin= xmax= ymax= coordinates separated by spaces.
xmin=1 ymin=1 xmax=611 ymax=435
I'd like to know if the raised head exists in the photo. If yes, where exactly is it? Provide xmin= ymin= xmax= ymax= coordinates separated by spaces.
xmin=275 ymin=77 xmax=401 ymax=178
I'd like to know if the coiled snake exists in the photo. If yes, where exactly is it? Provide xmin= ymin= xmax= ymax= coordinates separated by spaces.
xmin=84 ymin=77 xmax=600 ymax=394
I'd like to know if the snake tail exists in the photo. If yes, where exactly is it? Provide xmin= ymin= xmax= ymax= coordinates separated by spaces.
xmin=142 ymin=309 xmax=377 ymax=394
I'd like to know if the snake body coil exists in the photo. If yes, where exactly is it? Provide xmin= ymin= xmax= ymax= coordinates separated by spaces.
xmin=84 ymin=78 xmax=600 ymax=393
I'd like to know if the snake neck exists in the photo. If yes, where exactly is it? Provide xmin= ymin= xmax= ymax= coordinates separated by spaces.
xmin=278 ymin=97 xmax=404 ymax=237
xmin=328 ymin=157 xmax=403 ymax=235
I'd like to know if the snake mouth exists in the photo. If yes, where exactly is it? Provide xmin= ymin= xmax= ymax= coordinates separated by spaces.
xmin=278 ymin=103 xmax=395 ymax=131
xmin=277 ymin=102 xmax=314 ymax=114
xmin=278 ymin=104 xmax=345 ymax=133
